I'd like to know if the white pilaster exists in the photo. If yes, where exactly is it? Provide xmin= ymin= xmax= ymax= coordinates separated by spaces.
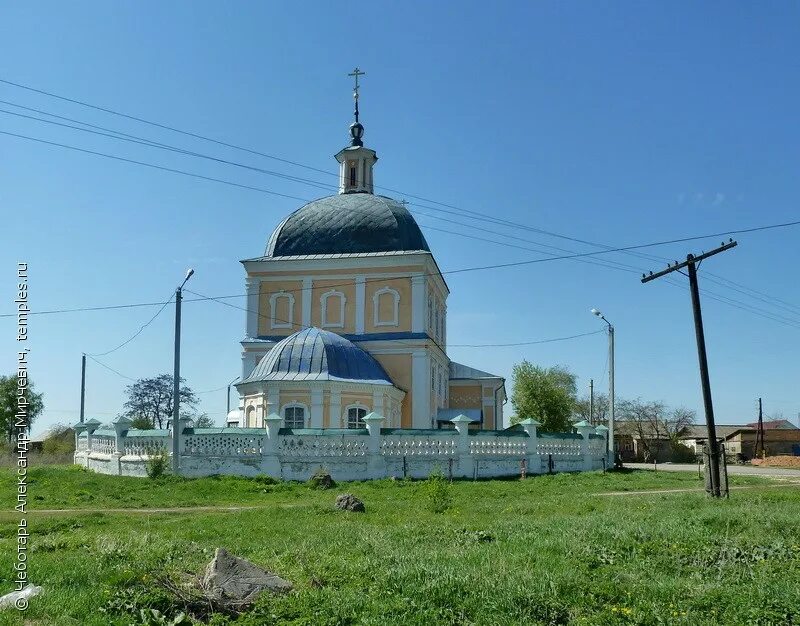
xmin=301 ymin=277 xmax=312 ymax=328
xmin=245 ymin=277 xmax=260 ymax=338
xmin=329 ymin=390 xmax=342 ymax=428
xmin=310 ymin=388 xmax=323 ymax=428
xmin=241 ymin=352 xmax=258 ymax=380
xmin=411 ymin=350 xmax=430 ymax=429
xmin=355 ymin=275 xmax=366 ymax=334
xmin=266 ymin=394 xmax=279 ymax=427
xmin=372 ymin=389 xmax=384 ymax=416
xmin=411 ymin=274 xmax=426 ymax=333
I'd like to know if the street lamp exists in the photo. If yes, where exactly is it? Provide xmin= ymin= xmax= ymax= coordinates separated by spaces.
xmin=591 ymin=308 xmax=615 ymax=464
xmin=226 ymin=376 xmax=240 ymax=415
xmin=172 ymin=268 xmax=194 ymax=475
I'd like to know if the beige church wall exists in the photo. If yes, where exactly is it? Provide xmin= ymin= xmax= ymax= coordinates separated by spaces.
xmin=483 ymin=406 xmax=495 ymax=430
xmin=257 ymin=280 xmax=303 ymax=336
xmin=279 ymin=391 xmax=312 ymax=411
xmin=311 ymin=279 xmax=356 ymax=333
xmin=483 ymin=386 xmax=495 ymax=398
xmin=449 ymin=385 xmax=482 ymax=409
xmin=371 ymin=354 xmax=412 ymax=427
xmin=365 ymin=277 xmax=412 ymax=333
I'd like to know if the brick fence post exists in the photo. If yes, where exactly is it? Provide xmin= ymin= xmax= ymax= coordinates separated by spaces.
xmin=519 ymin=418 xmax=542 ymax=475
xmin=595 ymin=424 xmax=609 ymax=470
xmin=84 ymin=419 xmax=101 ymax=454
xmin=72 ymin=421 xmax=88 ymax=466
xmin=111 ymin=416 xmax=132 ymax=475
xmin=451 ymin=414 xmax=474 ymax=478
xmin=362 ymin=412 xmax=385 ymax=478
xmin=261 ymin=413 xmax=283 ymax=477
xmin=573 ymin=420 xmax=595 ymax=471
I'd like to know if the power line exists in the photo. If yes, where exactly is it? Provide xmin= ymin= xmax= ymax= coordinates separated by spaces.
xmin=448 ymin=330 xmax=605 ymax=347
xmin=2 ymin=219 xmax=800 ymax=326
xmin=86 ymin=291 xmax=174 ymax=357
xmin=2 ymin=107 xmax=800 ymax=326
xmin=5 ymin=78 xmax=797 ymax=317
xmin=4 ymin=99 xmax=799 ymax=318
xmin=85 ymin=354 xmax=137 ymax=382
xmin=0 ymin=76 xmax=336 ymax=178
xmin=0 ymin=107 xmax=644 ymax=278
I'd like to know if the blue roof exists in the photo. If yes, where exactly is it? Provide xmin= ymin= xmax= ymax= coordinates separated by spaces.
xmin=264 ymin=194 xmax=430 ymax=257
xmin=242 ymin=327 xmax=394 ymax=385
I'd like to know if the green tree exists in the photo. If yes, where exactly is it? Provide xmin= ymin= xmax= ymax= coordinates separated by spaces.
xmin=0 ymin=374 xmax=44 ymax=442
xmin=511 ymin=362 xmax=577 ymax=432
xmin=120 ymin=374 xmax=198 ymax=429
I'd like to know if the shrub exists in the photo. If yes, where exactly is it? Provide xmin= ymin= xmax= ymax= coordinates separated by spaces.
xmin=670 ymin=442 xmax=697 ymax=463
xmin=145 ymin=448 xmax=170 ymax=479
xmin=42 ymin=423 xmax=75 ymax=455
xmin=422 ymin=469 xmax=452 ymax=514
xmin=253 ymin=474 xmax=278 ymax=485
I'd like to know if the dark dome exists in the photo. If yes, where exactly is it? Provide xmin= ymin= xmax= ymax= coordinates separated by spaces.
xmin=242 ymin=327 xmax=394 ymax=384
xmin=266 ymin=194 xmax=430 ymax=257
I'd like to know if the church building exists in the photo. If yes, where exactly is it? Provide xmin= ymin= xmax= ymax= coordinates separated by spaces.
xmin=233 ymin=73 xmax=505 ymax=431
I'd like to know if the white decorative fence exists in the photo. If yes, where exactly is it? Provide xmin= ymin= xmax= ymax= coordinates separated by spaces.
xmin=73 ymin=416 xmax=609 ymax=480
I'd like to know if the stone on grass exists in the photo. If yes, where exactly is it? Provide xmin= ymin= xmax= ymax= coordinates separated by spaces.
xmin=202 ymin=548 xmax=292 ymax=606
xmin=335 ymin=493 xmax=365 ymax=512
xmin=308 ymin=469 xmax=335 ymax=490
xmin=0 ymin=584 xmax=42 ymax=609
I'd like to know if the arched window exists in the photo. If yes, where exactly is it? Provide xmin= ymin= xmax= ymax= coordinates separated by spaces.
xmin=245 ymin=405 xmax=255 ymax=428
xmin=345 ymin=404 xmax=368 ymax=429
xmin=269 ymin=291 xmax=295 ymax=329
xmin=373 ymin=286 xmax=400 ymax=327
xmin=321 ymin=290 xmax=346 ymax=328
xmin=428 ymin=293 xmax=435 ymax=331
xmin=282 ymin=403 xmax=307 ymax=429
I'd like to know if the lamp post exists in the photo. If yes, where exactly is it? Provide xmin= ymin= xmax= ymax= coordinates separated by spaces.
xmin=172 ymin=268 xmax=194 ymax=475
xmin=226 ymin=376 xmax=240 ymax=415
xmin=591 ymin=308 xmax=614 ymax=463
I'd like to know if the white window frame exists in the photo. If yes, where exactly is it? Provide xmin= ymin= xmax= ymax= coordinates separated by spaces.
xmin=281 ymin=402 xmax=308 ymax=429
xmin=269 ymin=291 xmax=295 ymax=329
xmin=373 ymin=286 xmax=400 ymax=327
xmin=321 ymin=290 xmax=346 ymax=328
xmin=344 ymin=403 xmax=369 ymax=429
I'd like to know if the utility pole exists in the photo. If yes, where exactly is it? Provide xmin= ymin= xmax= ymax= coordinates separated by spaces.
xmin=642 ymin=239 xmax=737 ymax=498
xmin=172 ymin=269 xmax=194 ymax=475
xmin=79 ymin=353 xmax=86 ymax=423
xmin=589 ymin=379 xmax=594 ymax=425
xmin=755 ymin=397 xmax=765 ymax=459
xmin=591 ymin=309 xmax=615 ymax=462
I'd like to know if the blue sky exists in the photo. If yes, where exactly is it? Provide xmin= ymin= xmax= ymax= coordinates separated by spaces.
xmin=2 ymin=2 xmax=799 ymax=434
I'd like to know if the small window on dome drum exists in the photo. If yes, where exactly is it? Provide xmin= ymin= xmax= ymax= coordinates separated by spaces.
xmin=349 ymin=166 xmax=357 ymax=187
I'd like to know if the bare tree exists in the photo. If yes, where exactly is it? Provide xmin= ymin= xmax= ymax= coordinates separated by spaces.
xmin=120 ymin=374 xmax=198 ymax=429
xmin=574 ymin=393 xmax=609 ymax=425
xmin=618 ymin=399 xmax=695 ymax=461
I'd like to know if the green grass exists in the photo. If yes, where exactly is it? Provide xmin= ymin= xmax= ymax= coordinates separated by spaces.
xmin=0 ymin=466 xmax=798 ymax=625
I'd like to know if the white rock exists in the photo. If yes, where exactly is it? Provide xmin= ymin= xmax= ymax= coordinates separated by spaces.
xmin=0 ymin=585 xmax=42 ymax=609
